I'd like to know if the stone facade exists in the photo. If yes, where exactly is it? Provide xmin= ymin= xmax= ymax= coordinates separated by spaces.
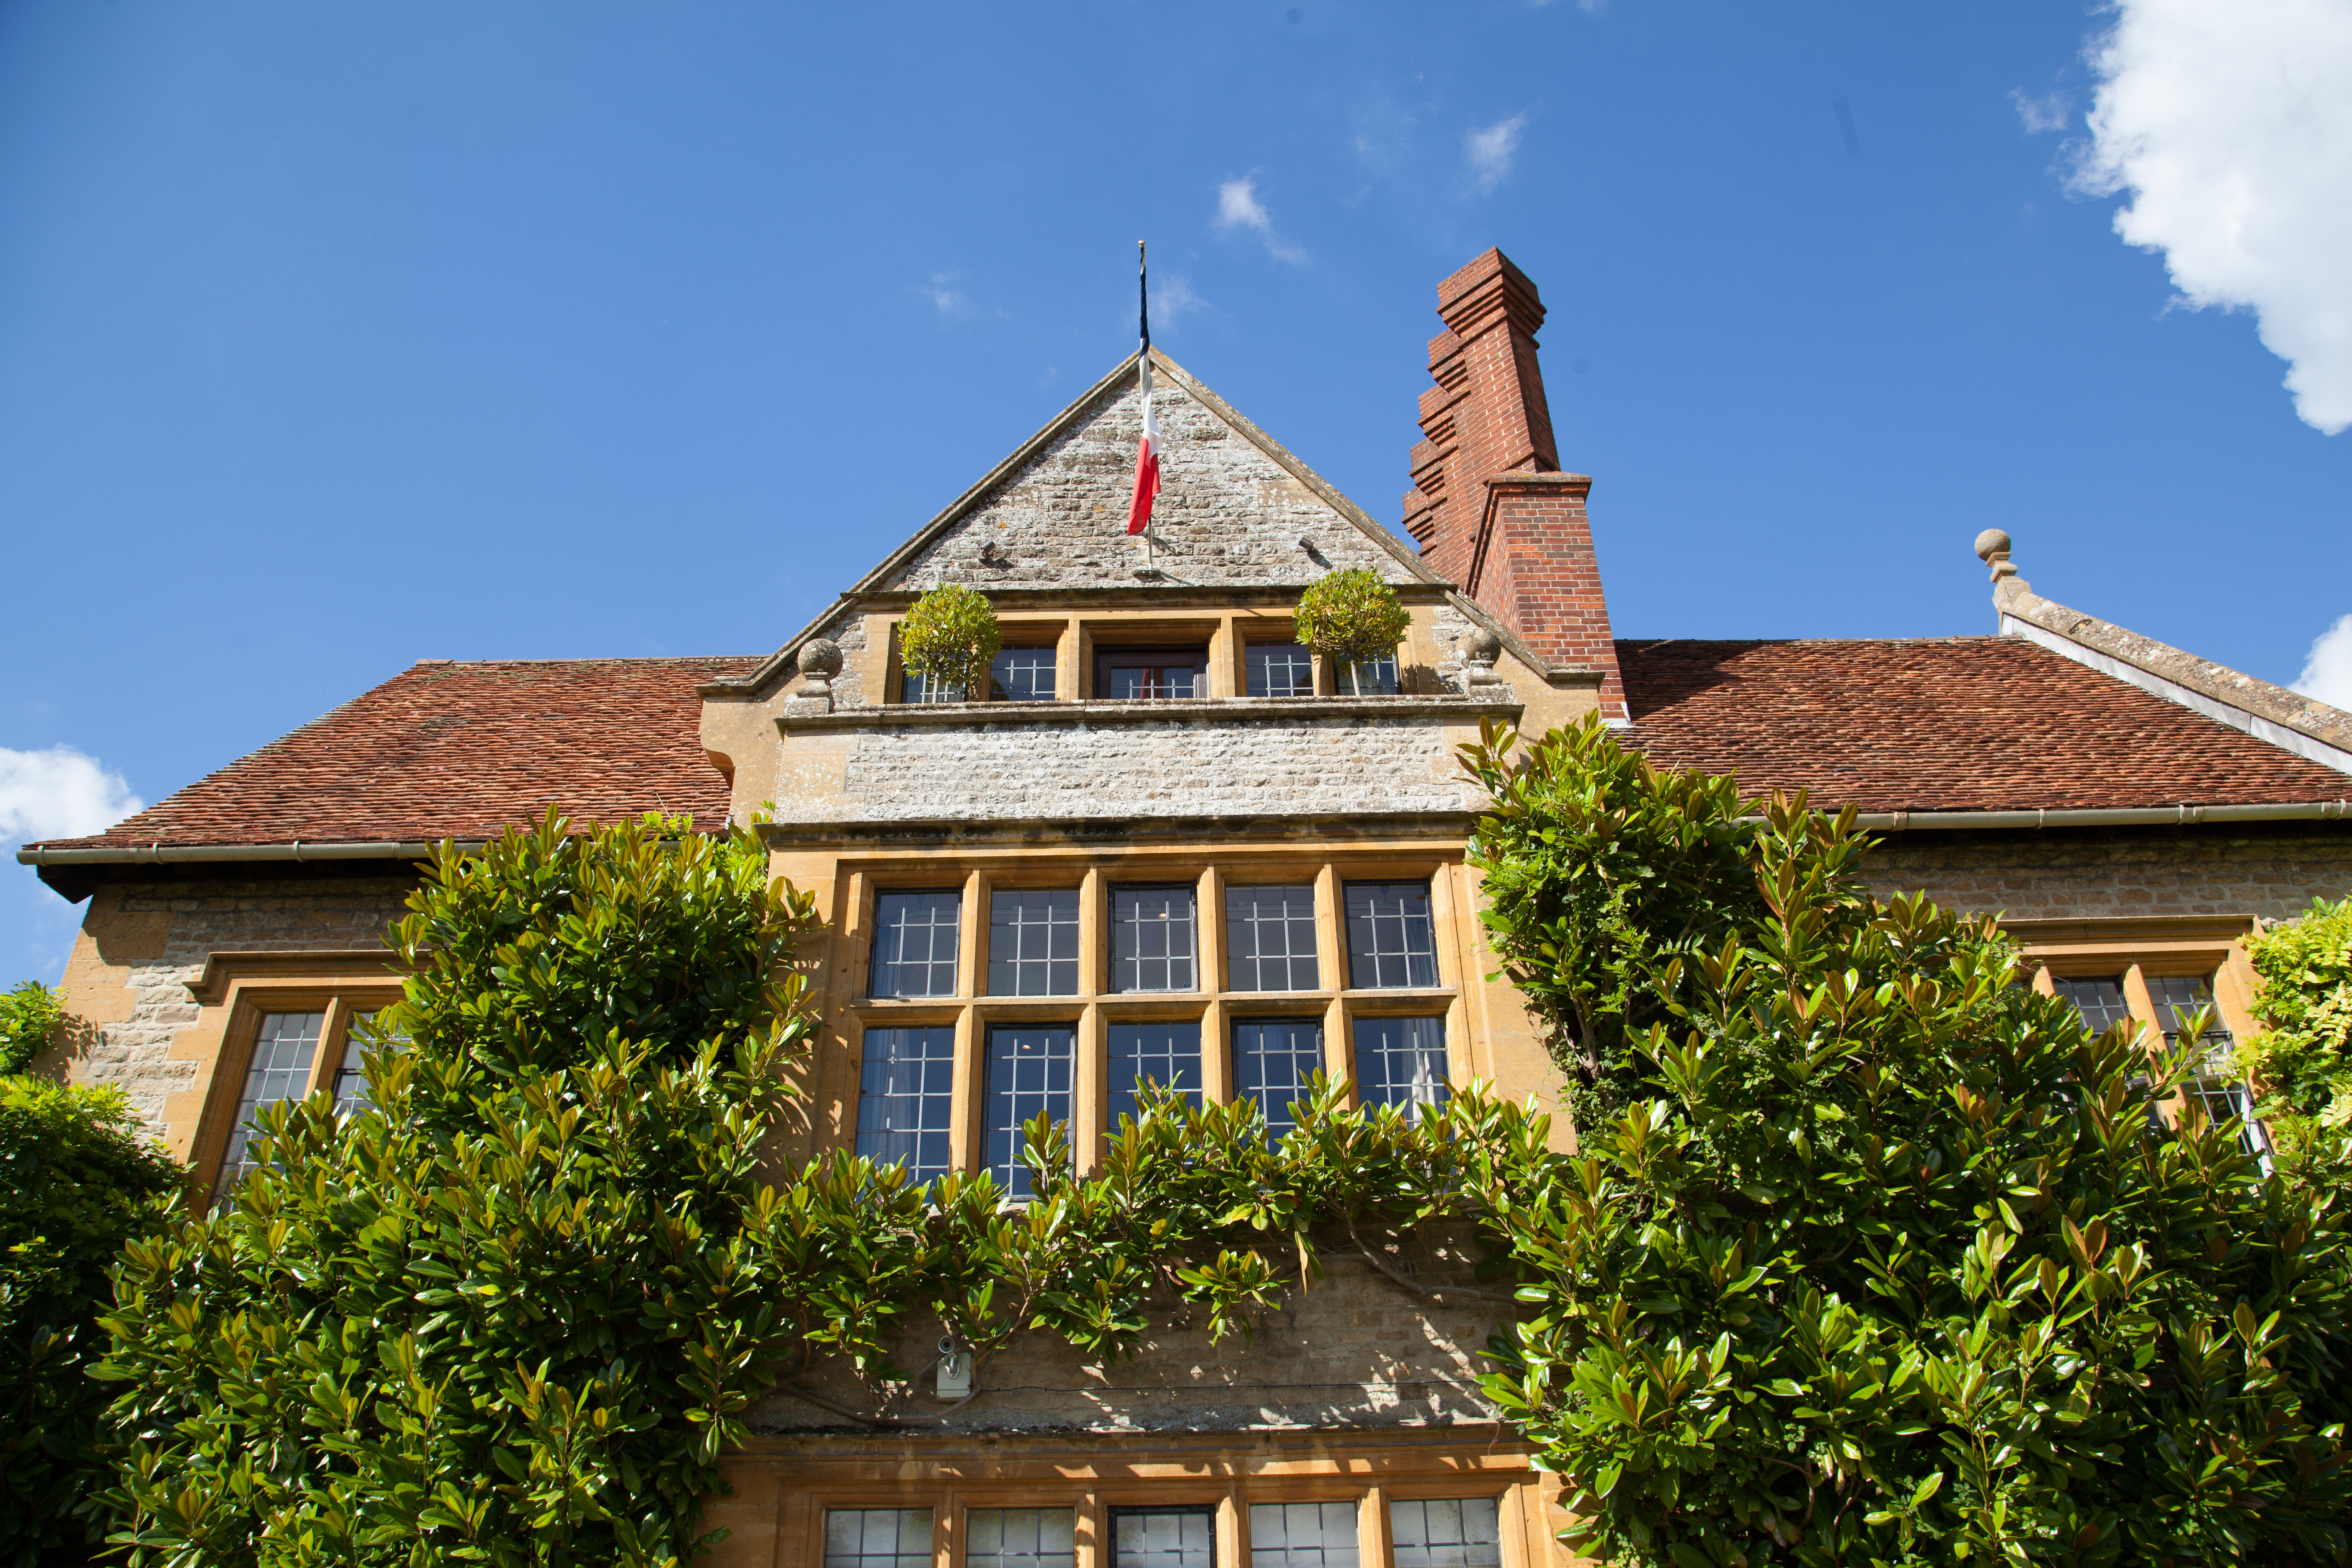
xmin=882 ymin=373 xmax=1415 ymax=594
xmin=1862 ymin=825 xmax=2352 ymax=923
xmin=782 ymin=709 xmax=1485 ymax=824
xmin=48 ymin=873 xmax=409 ymax=1145
xmin=755 ymin=1233 xmax=1503 ymax=1437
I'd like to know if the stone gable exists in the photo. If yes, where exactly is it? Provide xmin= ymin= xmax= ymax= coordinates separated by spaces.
xmin=880 ymin=371 xmax=1417 ymax=591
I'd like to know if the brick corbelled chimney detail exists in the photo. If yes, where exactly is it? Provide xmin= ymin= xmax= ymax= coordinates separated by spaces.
xmin=1402 ymin=248 xmax=1625 ymax=717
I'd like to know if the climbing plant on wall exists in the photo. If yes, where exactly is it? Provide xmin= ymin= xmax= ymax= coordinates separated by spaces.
xmin=2239 ymin=895 xmax=2352 ymax=1153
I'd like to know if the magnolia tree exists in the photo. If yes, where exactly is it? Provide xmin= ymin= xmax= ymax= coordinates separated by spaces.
xmin=1457 ymin=716 xmax=2352 ymax=1568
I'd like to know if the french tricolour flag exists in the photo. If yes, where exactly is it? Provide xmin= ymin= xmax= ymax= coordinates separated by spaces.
xmin=1126 ymin=353 xmax=1161 ymax=536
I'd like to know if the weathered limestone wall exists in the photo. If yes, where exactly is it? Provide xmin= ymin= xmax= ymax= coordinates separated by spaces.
xmin=47 ymin=874 xmax=410 ymax=1145
xmin=884 ymin=376 xmax=1414 ymax=593
xmin=776 ymin=713 xmax=1482 ymax=824
xmin=1862 ymin=825 xmax=2352 ymax=921
xmin=753 ymin=1238 xmax=1504 ymax=1436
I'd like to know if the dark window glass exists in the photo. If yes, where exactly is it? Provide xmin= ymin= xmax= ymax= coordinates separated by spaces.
xmin=1113 ymin=885 xmax=1197 ymax=992
xmin=213 ymin=1011 xmax=324 ymax=1204
xmin=986 ymin=1025 xmax=1074 ymax=1199
xmin=871 ymin=891 xmax=962 ymax=998
xmin=901 ymin=669 xmax=965 ymax=704
xmin=856 ymin=1026 xmax=957 ymax=1182
xmin=1225 ymin=883 xmax=1320 ymax=992
xmin=1344 ymin=880 xmax=1438 ymax=989
xmin=1112 ymin=1510 xmax=1216 ymax=1568
xmin=992 ymin=647 xmax=1057 ymax=701
xmin=1247 ymin=643 xmax=1315 ymax=698
xmin=1234 ymin=1017 xmax=1323 ymax=1140
xmin=2148 ymin=974 xmax=2233 ymax=1051
xmin=1334 ymin=651 xmax=1400 ymax=696
xmin=1107 ymin=1020 xmax=1204 ymax=1128
xmin=1354 ymin=1016 xmax=1449 ymax=1122
xmin=2053 ymin=976 xmax=2135 ymax=1038
xmin=989 ymin=890 xmax=1080 ymax=996
xmin=1098 ymin=648 xmax=1205 ymax=701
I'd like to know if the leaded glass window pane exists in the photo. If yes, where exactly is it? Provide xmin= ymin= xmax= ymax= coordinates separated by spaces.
xmin=212 ymin=1011 xmax=324 ymax=1204
xmin=1334 ymin=651 xmax=1400 ymax=696
xmin=872 ymin=891 xmax=962 ymax=998
xmin=857 ymin=1026 xmax=957 ymax=1182
xmin=1226 ymin=883 xmax=1320 ymax=992
xmin=1355 ymin=1016 xmax=1449 ymax=1122
xmin=1234 ymin=1018 xmax=1323 ymax=1141
xmin=986 ymin=1025 xmax=1073 ymax=1200
xmin=1108 ymin=1020 xmax=1204 ymax=1128
xmin=991 ymin=647 xmax=1057 ymax=701
xmin=989 ymin=889 xmax=1080 ymax=996
xmin=2053 ymin=976 xmax=2135 ymax=1039
xmin=1112 ymin=1509 xmax=1215 ymax=1568
xmin=1113 ymin=886 xmax=1197 ymax=993
xmin=1249 ymin=1502 xmax=1359 ymax=1568
xmin=333 ymin=1011 xmax=409 ymax=1118
xmin=902 ymin=669 xmax=965 ymax=704
xmin=1389 ymin=1498 xmax=1502 ymax=1568
xmin=824 ymin=1509 xmax=933 ymax=1568
xmin=1100 ymin=650 xmax=1204 ymax=701
xmin=967 ymin=1509 xmax=1076 ymax=1568
xmin=1247 ymin=643 xmax=1315 ymax=698
xmin=2148 ymin=975 xmax=2267 ymax=1162
xmin=1344 ymin=880 xmax=1438 ymax=989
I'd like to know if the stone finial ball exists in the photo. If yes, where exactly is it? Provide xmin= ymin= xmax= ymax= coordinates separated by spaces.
xmin=1973 ymin=528 xmax=2012 ymax=562
xmin=1461 ymin=627 xmax=1502 ymax=663
xmin=797 ymin=637 xmax=843 ymax=679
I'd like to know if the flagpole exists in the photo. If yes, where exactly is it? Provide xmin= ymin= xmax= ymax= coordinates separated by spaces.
xmin=1139 ymin=239 xmax=1154 ymax=567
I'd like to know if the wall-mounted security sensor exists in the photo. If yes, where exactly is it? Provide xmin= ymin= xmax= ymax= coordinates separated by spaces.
xmin=936 ymin=1336 xmax=972 ymax=1399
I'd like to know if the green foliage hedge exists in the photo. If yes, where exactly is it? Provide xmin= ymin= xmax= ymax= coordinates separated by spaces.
xmin=1461 ymin=716 xmax=2352 ymax=1568
xmin=898 ymin=583 xmax=1001 ymax=700
xmin=2240 ymin=895 xmax=2352 ymax=1139
xmin=1 ymin=1075 xmax=182 ymax=1567
xmin=0 ymin=980 xmax=65 ymax=1075
xmin=97 ymin=812 xmax=819 ymax=1567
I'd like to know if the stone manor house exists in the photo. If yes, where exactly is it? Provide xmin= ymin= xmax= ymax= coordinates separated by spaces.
xmin=23 ymin=249 xmax=2352 ymax=1568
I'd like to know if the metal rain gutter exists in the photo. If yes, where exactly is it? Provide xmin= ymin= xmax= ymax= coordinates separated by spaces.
xmin=1850 ymin=801 xmax=2352 ymax=831
xmin=15 ymin=839 xmax=468 ymax=867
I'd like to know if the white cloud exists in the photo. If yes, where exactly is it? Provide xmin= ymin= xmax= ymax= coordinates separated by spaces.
xmin=1464 ymin=114 xmax=1528 ymax=193
xmin=2070 ymin=0 xmax=2352 ymax=434
xmin=0 ymin=745 xmax=143 ymax=844
xmin=1154 ymin=273 xmax=1208 ymax=326
xmin=2294 ymin=613 xmax=2352 ymax=709
xmin=2011 ymin=88 xmax=2071 ymax=134
xmin=1212 ymin=177 xmax=1309 ymax=265
xmin=920 ymin=270 xmax=970 ymax=318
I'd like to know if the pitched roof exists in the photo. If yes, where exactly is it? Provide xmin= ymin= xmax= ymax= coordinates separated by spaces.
xmin=28 ymin=655 xmax=756 ymax=853
xmin=1619 ymin=636 xmax=2352 ymax=812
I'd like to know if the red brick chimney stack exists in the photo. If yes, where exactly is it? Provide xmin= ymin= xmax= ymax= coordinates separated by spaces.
xmin=1402 ymin=248 xmax=1626 ymax=718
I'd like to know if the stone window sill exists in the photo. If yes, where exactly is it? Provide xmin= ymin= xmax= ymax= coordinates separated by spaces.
xmin=778 ymin=694 xmax=1523 ymax=733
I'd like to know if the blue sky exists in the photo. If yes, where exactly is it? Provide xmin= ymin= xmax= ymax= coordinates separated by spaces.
xmin=4 ymin=1 xmax=2348 ymax=982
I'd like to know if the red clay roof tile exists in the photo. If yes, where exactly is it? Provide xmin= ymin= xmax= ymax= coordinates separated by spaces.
xmin=29 ymin=656 xmax=758 ymax=851
xmin=1618 ymin=636 xmax=2351 ymax=812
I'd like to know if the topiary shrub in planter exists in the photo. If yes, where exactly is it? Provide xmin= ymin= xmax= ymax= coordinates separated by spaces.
xmin=1294 ymin=568 xmax=1409 ymax=694
xmin=899 ymin=583 xmax=1002 ymax=701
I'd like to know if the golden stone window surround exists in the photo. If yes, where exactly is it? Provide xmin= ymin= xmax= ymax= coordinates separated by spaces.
xmin=820 ymin=852 xmax=1483 ymax=1177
